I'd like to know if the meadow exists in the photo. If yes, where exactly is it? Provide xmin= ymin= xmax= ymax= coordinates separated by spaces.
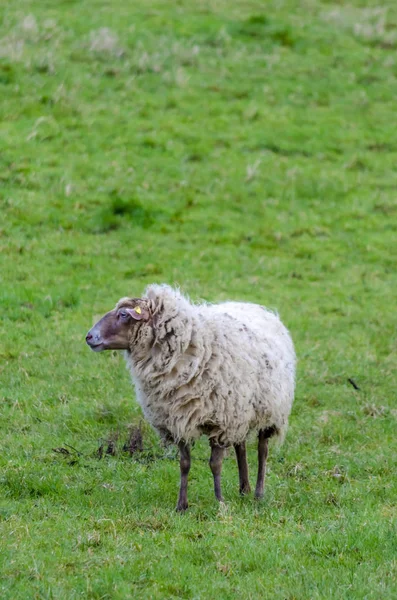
xmin=1 ymin=0 xmax=396 ymax=597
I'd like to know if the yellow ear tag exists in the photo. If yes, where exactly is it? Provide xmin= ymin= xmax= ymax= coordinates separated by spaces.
xmin=134 ymin=306 xmax=142 ymax=314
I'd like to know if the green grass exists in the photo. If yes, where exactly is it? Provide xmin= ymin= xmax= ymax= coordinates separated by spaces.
xmin=1 ymin=0 xmax=397 ymax=597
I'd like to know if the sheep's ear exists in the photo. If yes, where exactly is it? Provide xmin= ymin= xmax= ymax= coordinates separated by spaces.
xmin=125 ymin=306 xmax=150 ymax=321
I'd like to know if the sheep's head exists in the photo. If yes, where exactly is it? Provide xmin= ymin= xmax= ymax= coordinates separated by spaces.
xmin=86 ymin=298 xmax=151 ymax=352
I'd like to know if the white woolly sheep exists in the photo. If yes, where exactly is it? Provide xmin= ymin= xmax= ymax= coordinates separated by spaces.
xmin=86 ymin=284 xmax=295 ymax=511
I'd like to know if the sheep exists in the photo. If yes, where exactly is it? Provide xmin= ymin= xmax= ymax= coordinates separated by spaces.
xmin=86 ymin=284 xmax=296 ymax=511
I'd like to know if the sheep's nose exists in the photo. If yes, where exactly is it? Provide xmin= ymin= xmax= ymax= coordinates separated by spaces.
xmin=86 ymin=333 xmax=93 ymax=343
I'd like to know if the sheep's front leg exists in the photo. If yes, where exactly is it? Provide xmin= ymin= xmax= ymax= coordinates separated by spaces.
xmin=255 ymin=429 xmax=270 ymax=499
xmin=234 ymin=441 xmax=251 ymax=495
xmin=209 ymin=442 xmax=225 ymax=502
xmin=176 ymin=441 xmax=191 ymax=512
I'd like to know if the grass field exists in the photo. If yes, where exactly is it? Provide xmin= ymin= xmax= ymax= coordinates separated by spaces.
xmin=1 ymin=0 xmax=397 ymax=598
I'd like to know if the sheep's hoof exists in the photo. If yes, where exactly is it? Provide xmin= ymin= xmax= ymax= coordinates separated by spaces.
xmin=176 ymin=502 xmax=189 ymax=512
xmin=254 ymin=492 xmax=264 ymax=500
xmin=239 ymin=484 xmax=252 ymax=496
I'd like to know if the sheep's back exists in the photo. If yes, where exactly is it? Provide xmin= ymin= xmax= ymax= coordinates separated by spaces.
xmin=205 ymin=302 xmax=295 ymax=371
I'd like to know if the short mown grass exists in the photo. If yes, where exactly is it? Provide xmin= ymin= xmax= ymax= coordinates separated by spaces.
xmin=1 ymin=0 xmax=396 ymax=598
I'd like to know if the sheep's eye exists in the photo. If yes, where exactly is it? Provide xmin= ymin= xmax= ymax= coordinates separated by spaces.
xmin=119 ymin=310 xmax=129 ymax=320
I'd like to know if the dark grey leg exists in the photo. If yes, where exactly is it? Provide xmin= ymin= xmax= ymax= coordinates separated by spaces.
xmin=234 ymin=442 xmax=251 ymax=495
xmin=176 ymin=441 xmax=191 ymax=512
xmin=255 ymin=429 xmax=270 ymax=499
xmin=209 ymin=442 xmax=225 ymax=502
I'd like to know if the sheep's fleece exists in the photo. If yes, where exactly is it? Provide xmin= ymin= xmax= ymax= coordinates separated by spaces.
xmin=120 ymin=285 xmax=296 ymax=447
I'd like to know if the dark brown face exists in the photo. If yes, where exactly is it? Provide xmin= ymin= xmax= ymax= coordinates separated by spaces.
xmin=86 ymin=298 xmax=151 ymax=352
xmin=86 ymin=308 xmax=133 ymax=352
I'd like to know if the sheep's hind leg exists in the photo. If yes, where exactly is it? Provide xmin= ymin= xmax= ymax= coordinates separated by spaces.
xmin=254 ymin=428 xmax=272 ymax=499
xmin=209 ymin=442 xmax=225 ymax=502
xmin=176 ymin=441 xmax=191 ymax=512
xmin=234 ymin=442 xmax=251 ymax=495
